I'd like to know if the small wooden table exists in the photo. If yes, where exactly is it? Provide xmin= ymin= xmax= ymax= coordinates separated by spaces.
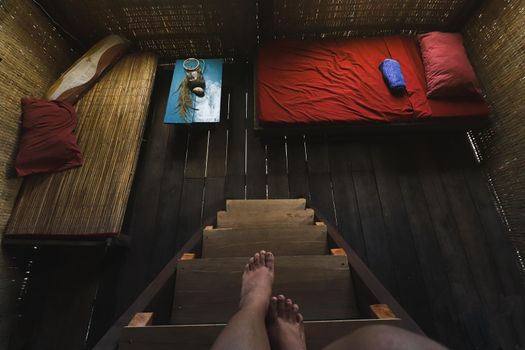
xmin=164 ymin=59 xmax=223 ymax=124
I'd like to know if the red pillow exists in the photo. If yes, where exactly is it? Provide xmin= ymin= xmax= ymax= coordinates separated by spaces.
xmin=15 ymin=98 xmax=83 ymax=176
xmin=418 ymin=32 xmax=481 ymax=98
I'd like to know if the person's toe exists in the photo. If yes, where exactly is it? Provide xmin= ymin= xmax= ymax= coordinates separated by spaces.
xmin=277 ymin=295 xmax=286 ymax=317
xmin=248 ymin=257 xmax=255 ymax=270
xmin=260 ymin=250 xmax=267 ymax=265
xmin=269 ymin=296 xmax=278 ymax=320
xmin=260 ymin=251 xmax=266 ymax=266
xmin=285 ymin=298 xmax=294 ymax=320
xmin=297 ymin=312 xmax=304 ymax=323
xmin=266 ymin=252 xmax=275 ymax=271
xmin=244 ymin=263 xmax=250 ymax=273
xmin=254 ymin=252 xmax=261 ymax=267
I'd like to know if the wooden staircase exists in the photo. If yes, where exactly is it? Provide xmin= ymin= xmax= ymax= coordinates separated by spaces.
xmin=118 ymin=199 xmax=411 ymax=350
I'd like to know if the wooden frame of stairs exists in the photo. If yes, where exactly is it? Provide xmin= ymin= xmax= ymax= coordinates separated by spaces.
xmin=93 ymin=199 xmax=422 ymax=350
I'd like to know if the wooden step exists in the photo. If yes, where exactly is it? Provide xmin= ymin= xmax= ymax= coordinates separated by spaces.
xmin=172 ymin=255 xmax=358 ymax=324
xmin=203 ymin=224 xmax=327 ymax=257
xmin=226 ymin=198 xmax=306 ymax=212
xmin=216 ymin=208 xmax=314 ymax=228
xmin=120 ymin=319 xmax=402 ymax=350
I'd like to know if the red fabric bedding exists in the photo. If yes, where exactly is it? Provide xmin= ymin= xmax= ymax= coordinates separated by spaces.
xmin=15 ymin=97 xmax=83 ymax=177
xmin=257 ymin=36 xmax=488 ymax=124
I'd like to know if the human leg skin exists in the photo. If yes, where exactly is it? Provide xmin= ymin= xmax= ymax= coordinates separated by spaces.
xmin=210 ymin=250 xmax=275 ymax=350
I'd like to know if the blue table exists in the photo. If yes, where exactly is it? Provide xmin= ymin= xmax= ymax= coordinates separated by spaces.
xmin=164 ymin=59 xmax=223 ymax=124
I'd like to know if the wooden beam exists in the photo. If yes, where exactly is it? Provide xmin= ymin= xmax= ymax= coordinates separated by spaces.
xmin=255 ymin=116 xmax=490 ymax=136
xmin=369 ymin=304 xmax=397 ymax=319
xmin=225 ymin=198 xmax=306 ymax=212
xmin=128 ymin=313 xmax=154 ymax=327
xmin=203 ymin=225 xmax=327 ymax=257
xmin=119 ymin=319 xmax=402 ymax=350
xmin=308 ymin=202 xmax=424 ymax=335
xmin=92 ymin=217 xmax=216 ymax=350
xmin=216 ymin=208 xmax=314 ymax=228
xmin=330 ymin=248 xmax=346 ymax=256
xmin=272 ymin=22 xmax=448 ymax=38
xmin=258 ymin=0 xmax=274 ymax=40
xmin=1 ymin=237 xmax=109 ymax=247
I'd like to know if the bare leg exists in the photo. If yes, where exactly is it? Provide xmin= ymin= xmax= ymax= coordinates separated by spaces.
xmin=211 ymin=250 xmax=275 ymax=350
xmin=267 ymin=295 xmax=307 ymax=350
xmin=323 ymin=325 xmax=448 ymax=350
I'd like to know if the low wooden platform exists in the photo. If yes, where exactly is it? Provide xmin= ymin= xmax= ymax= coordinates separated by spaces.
xmin=4 ymin=53 xmax=157 ymax=239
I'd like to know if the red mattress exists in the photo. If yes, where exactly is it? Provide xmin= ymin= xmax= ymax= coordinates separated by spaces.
xmin=257 ymin=36 xmax=488 ymax=124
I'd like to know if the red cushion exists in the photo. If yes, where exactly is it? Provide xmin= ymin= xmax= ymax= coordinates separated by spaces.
xmin=418 ymin=32 xmax=481 ymax=98
xmin=15 ymin=98 xmax=83 ymax=177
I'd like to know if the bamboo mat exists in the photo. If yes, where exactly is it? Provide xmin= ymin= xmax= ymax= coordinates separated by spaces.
xmin=5 ymin=53 xmax=158 ymax=238
xmin=0 ymin=0 xmax=75 ymax=233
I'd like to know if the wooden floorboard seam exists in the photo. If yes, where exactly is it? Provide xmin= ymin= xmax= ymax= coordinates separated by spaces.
xmin=417 ymin=141 xmax=500 ymax=349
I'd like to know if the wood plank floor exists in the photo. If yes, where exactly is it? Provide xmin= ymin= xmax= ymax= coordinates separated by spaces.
xmin=1 ymin=62 xmax=524 ymax=350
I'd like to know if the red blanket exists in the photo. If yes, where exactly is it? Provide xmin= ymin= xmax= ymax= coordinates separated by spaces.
xmin=257 ymin=36 xmax=488 ymax=124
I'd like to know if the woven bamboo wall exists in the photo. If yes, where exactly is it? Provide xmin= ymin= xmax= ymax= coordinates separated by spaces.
xmin=266 ymin=0 xmax=479 ymax=39
xmin=0 ymin=0 xmax=75 ymax=233
xmin=37 ymin=0 xmax=257 ymax=64
xmin=463 ymin=0 xmax=525 ymax=253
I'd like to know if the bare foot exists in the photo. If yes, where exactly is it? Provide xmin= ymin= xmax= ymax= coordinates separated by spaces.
xmin=267 ymin=295 xmax=307 ymax=350
xmin=239 ymin=250 xmax=275 ymax=312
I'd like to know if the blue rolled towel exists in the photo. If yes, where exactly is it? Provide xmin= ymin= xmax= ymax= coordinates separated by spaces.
xmin=379 ymin=59 xmax=406 ymax=95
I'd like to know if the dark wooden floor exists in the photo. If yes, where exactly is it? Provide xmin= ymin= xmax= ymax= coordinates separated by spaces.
xmin=2 ymin=62 xmax=525 ymax=350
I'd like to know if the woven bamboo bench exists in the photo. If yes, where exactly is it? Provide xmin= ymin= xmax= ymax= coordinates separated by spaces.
xmin=3 ymin=53 xmax=157 ymax=244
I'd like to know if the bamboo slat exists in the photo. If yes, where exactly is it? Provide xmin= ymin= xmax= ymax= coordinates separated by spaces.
xmin=0 ymin=0 xmax=75 ymax=233
xmin=5 ymin=53 xmax=157 ymax=237
xmin=463 ymin=0 xmax=525 ymax=254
